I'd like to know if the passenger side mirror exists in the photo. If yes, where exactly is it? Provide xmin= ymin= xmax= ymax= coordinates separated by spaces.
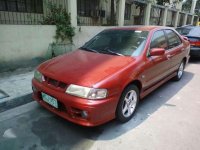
xmin=150 ymin=48 xmax=165 ymax=56
xmin=182 ymin=36 xmax=188 ymax=41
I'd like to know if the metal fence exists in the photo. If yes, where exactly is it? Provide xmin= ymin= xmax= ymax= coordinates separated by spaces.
xmin=0 ymin=0 xmax=68 ymax=25
xmin=124 ymin=0 xmax=146 ymax=26
xmin=177 ymin=12 xmax=185 ymax=27
xmin=187 ymin=14 xmax=192 ymax=25
xmin=166 ymin=9 xmax=177 ymax=27
xmin=132 ymin=1 xmax=146 ymax=25
xmin=0 ymin=0 xmax=199 ymax=26
xmin=150 ymin=5 xmax=165 ymax=25
xmin=193 ymin=15 xmax=199 ymax=25
xmin=0 ymin=12 xmax=42 ymax=24
xmin=77 ymin=0 xmax=117 ymax=26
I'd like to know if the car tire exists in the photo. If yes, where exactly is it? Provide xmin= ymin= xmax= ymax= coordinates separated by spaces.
xmin=116 ymin=84 xmax=139 ymax=123
xmin=173 ymin=61 xmax=185 ymax=81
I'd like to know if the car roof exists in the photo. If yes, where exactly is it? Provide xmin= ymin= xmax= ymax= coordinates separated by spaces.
xmin=108 ymin=26 xmax=172 ymax=31
xmin=176 ymin=25 xmax=197 ymax=29
xmin=178 ymin=25 xmax=194 ymax=28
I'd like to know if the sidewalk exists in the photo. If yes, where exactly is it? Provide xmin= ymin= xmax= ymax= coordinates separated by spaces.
xmin=0 ymin=67 xmax=35 ymax=113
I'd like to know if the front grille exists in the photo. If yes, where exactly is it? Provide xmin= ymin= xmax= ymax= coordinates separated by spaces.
xmin=49 ymin=78 xmax=58 ymax=86
xmin=44 ymin=76 xmax=67 ymax=90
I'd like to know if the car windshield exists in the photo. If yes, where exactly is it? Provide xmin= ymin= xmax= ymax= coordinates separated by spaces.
xmin=81 ymin=29 xmax=149 ymax=56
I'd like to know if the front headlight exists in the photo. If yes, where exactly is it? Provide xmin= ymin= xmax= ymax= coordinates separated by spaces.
xmin=66 ymin=84 xmax=107 ymax=100
xmin=34 ymin=70 xmax=44 ymax=82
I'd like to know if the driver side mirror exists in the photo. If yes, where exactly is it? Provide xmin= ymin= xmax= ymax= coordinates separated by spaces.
xmin=150 ymin=48 xmax=165 ymax=56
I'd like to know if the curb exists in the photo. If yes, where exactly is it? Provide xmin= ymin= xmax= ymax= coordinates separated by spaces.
xmin=0 ymin=93 xmax=33 ymax=113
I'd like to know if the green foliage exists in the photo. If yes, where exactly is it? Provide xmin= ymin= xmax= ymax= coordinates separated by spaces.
xmin=156 ymin=0 xmax=183 ymax=7
xmin=156 ymin=0 xmax=170 ymax=5
xmin=41 ymin=2 xmax=75 ymax=43
xmin=182 ymin=0 xmax=200 ymax=16
xmin=182 ymin=0 xmax=191 ymax=12
xmin=196 ymin=3 xmax=200 ymax=17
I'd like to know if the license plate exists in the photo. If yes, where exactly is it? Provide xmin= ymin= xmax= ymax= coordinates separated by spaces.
xmin=41 ymin=92 xmax=58 ymax=108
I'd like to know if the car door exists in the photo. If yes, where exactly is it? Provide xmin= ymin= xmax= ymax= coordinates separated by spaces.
xmin=142 ymin=30 xmax=171 ymax=90
xmin=164 ymin=29 xmax=184 ymax=73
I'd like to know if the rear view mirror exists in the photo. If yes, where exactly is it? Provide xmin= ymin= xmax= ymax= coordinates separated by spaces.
xmin=150 ymin=48 xmax=165 ymax=56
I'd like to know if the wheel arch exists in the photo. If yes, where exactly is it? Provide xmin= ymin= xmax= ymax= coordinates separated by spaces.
xmin=124 ymin=79 xmax=143 ymax=95
xmin=116 ymin=79 xmax=141 ymax=122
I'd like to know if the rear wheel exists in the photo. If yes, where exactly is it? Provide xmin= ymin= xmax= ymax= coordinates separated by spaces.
xmin=116 ymin=85 xmax=139 ymax=123
xmin=173 ymin=61 xmax=185 ymax=81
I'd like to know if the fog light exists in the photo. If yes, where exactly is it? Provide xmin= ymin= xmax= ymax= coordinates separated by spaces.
xmin=81 ymin=111 xmax=88 ymax=119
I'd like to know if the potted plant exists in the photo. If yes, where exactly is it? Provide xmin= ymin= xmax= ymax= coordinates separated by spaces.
xmin=42 ymin=2 xmax=75 ymax=58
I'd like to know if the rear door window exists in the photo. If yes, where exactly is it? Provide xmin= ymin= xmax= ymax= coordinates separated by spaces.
xmin=165 ymin=29 xmax=182 ymax=49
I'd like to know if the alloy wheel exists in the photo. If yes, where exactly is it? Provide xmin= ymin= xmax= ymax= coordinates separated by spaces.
xmin=122 ymin=90 xmax=137 ymax=118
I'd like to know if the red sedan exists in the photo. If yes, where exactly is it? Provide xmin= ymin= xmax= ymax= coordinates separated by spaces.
xmin=32 ymin=26 xmax=190 ymax=126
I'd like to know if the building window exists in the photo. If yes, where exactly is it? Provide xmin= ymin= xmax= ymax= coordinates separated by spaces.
xmin=125 ymin=3 xmax=131 ymax=20
xmin=77 ymin=0 xmax=100 ymax=17
xmin=0 ymin=0 xmax=43 ymax=14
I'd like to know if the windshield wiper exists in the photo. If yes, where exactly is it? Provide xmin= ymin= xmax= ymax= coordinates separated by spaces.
xmin=80 ymin=47 xmax=99 ymax=53
xmin=103 ymin=47 xmax=124 ymax=56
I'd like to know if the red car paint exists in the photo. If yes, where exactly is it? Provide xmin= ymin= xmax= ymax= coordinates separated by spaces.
xmin=32 ymin=26 xmax=190 ymax=126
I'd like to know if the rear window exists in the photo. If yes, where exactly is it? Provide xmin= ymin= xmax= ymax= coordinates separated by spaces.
xmin=176 ymin=27 xmax=200 ymax=37
xmin=176 ymin=28 xmax=192 ymax=35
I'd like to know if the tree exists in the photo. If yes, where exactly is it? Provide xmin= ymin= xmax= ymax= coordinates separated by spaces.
xmin=182 ymin=0 xmax=200 ymax=16
xmin=182 ymin=0 xmax=192 ymax=12
xmin=156 ymin=0 xmax=170 ymax=5
xmin=157 ymin=0 xmax=183 ymax=8
xmin=196 ymin=0 xmax=200 ymax=17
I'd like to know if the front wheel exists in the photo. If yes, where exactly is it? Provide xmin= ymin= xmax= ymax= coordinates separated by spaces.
xmin=116 ymin=85 xmax=139 ymax=123
xmin=173 ymin=61 xmax=185 ymax=81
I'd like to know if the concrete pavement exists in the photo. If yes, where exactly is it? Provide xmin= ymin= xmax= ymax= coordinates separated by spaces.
xmin=0 ymin=60 xmax=199 ymax=150
xmin=0 ymin=67 xmax=34 ymax=112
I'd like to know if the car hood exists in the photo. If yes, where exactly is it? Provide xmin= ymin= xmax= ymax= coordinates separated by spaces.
xmin=39 ymin=49 xmax=134 ymax=87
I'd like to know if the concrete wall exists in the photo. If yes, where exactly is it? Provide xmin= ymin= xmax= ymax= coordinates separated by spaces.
xmin=0 ymin=25 xmax=112 ymax=72
xmin=0 ymin=25 xmax=56 ymax=72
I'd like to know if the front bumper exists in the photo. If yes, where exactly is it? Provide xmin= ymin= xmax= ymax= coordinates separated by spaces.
xmin=32 ymin=79 xmax=118 ymax=126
